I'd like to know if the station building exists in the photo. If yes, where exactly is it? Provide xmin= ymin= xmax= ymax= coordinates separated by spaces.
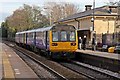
xmin=56 ymin=5 xmax=120 ymax=47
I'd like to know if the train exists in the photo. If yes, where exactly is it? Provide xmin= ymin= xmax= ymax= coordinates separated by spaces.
xmin=15 ymin=24 xmax=78 ymax=59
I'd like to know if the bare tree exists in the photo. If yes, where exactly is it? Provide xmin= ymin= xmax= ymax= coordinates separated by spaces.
xmin=62 ymin=3 xmax=79 ymax=18
xmin=44 ymin=2 xmax=80 ymax=24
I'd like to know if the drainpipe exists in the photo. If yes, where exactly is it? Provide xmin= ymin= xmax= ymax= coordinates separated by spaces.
xmin=75 ymin=18 xmax=80 ymax=29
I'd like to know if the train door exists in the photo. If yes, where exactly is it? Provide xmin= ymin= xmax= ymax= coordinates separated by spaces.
xmin=26 ymin=33 xmax=28 ymax=44
xmin=45 ymin=31 xmax=47 ymax=49
xmin=45 ymin=31 xmax=49 ymax=50
xmin=23 ymin=33 xmax=25 ymax=44
xmin=33 ymin=32 xmax=36 ymax=46
xmin=43 ymin=31 xmax=49 ymax=50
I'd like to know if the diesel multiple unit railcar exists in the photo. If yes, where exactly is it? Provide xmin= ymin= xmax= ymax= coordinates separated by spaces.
xmin=15 ymin=24 xmax=78 ymax=59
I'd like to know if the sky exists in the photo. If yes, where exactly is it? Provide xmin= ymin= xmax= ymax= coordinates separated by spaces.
xmin=0 ymin=0 xmax=119 ymax=25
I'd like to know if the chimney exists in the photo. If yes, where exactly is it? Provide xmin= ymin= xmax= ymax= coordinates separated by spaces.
xmin=85 ymin=5 xmax=92 ymax=11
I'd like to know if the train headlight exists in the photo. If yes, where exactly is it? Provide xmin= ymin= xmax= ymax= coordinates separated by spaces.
xmin=52 ymin=43 xmax=58 ymax=46
xmin=71 ymin=42 xmax=76 ymax=46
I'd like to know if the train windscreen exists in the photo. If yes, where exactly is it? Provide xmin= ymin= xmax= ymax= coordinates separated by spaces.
xmin=52 ymin=25 xmax=76 ymax=42
xmin=60 ymin=31 xmax=67 ymax=41
xmin=52 ymin=31 xmax=59 ymax=41
xmin=69 ymin=31 xmax=75 ymax=41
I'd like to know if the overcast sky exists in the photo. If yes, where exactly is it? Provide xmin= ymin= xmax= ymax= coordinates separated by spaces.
xmin=0 ymin=0 xmax=119 ymax=25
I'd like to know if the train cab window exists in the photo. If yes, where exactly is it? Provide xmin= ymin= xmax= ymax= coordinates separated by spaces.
xmin=60 ymin=31 xmax=67 ymax=41
xmin=70 ymin=31 xmax=75 ymax=41
xmin=52 ymin=31 xmax=58 ymax=41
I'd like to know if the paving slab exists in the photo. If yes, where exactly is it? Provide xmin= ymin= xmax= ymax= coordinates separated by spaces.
xmin=1 ymin=43 xmax=39 ymax=79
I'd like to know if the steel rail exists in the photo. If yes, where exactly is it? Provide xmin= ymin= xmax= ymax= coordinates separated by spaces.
xmin=71 ymin=60 xmax=120 ymax=79
xmin=59 ymin=62 xmax=96 ymax=80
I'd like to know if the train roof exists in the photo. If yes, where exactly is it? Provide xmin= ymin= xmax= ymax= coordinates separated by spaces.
xmin=35 ymin=26 xmax=52 ymax=32
xmin=25 ymin=29 xmax=36 ymax=33
xmin=16 ymin=31 xmax=26 ymax=34
xmin=16 ymin=24 xmax=75 ymax=34
xmin=16 ymin=26 xmax=52 ymax=34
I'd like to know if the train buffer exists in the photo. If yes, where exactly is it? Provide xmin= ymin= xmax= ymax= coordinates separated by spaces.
xmin=0 ymin=43 xmax=39 ymax=79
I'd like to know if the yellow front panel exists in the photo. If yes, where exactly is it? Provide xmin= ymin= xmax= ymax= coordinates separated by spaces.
xmin=49 ymin=31 xmax=78 ymax=52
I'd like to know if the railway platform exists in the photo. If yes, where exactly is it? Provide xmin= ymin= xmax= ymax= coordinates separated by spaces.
xmin=76 ymin=49 xmax=120 ymax=73
xmin=76 ymin=49 xmax=119 ymax=60
xmin=0 ymin=42 xmax=39 ymax=79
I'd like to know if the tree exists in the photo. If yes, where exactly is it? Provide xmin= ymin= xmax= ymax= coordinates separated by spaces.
xmin=5 ymin=4 xmax=49 ymax=32
xmin=44 ymin=2 xmax=80 ymax=24
xmin=0 ymin=22 xmax=8 ymax=38
xmin=62 ymin=3 xmax=79 ymax=18
xmin=31 ymin=5 xmax=49 ymax=28
xmin=3 ymin=4 xmax=49 ymax=39
xmin=107 ymin=0 xmax=120 ymax=6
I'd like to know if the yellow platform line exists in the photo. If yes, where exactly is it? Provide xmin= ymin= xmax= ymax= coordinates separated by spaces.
xmin=2 ymin=50 xmax=15 ymax=79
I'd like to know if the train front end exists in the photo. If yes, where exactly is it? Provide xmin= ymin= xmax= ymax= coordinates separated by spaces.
xmin=49 ymin=24 xmax=78 ymax=59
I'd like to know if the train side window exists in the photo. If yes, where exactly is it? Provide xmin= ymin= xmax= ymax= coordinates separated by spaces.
xmin=70 ymin=31 xmax=75 ymax=41
xmin=60 ymin=31 xmax=67 ymax=41
xmin=52 ymin=31 xmax=58 ymax=41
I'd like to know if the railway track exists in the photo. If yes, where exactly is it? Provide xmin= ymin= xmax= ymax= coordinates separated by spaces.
xmin=13 ymin=49 xmax=64 ymax=79
xmin=59 ymin=62 xmax=96 ymax=80
xmin=72 ymin=60 xmax=120 ymax=79
xmin=4 ymin=41 xmax=87 ymax=79
xmin=59 ymin=60 xmax=120 ymax=80
xmin=4 ymin=40 xmax=120 ymax=80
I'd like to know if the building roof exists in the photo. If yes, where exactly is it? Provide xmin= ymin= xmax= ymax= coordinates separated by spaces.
xmin=57 ymin=6 xmax=119 ymax=22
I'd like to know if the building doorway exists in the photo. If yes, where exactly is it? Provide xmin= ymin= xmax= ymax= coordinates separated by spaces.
xmin=77 ymin=29 xmax=91 ymax=48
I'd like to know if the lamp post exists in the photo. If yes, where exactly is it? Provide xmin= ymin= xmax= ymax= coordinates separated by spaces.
xmin=107 ymin=20 xmax=109 ymax=34
xmin=91 ymin=0 xmax=96 ymax=50
xmin=44 ymin=7 xmax=52 ymax=25
xmin=91 ymin=0 xmax=95 ymax=37
xmin=49 ymin=12 xmax=52 ymax=25
xmin=92 ymin=0 xmax=95 ymax=31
